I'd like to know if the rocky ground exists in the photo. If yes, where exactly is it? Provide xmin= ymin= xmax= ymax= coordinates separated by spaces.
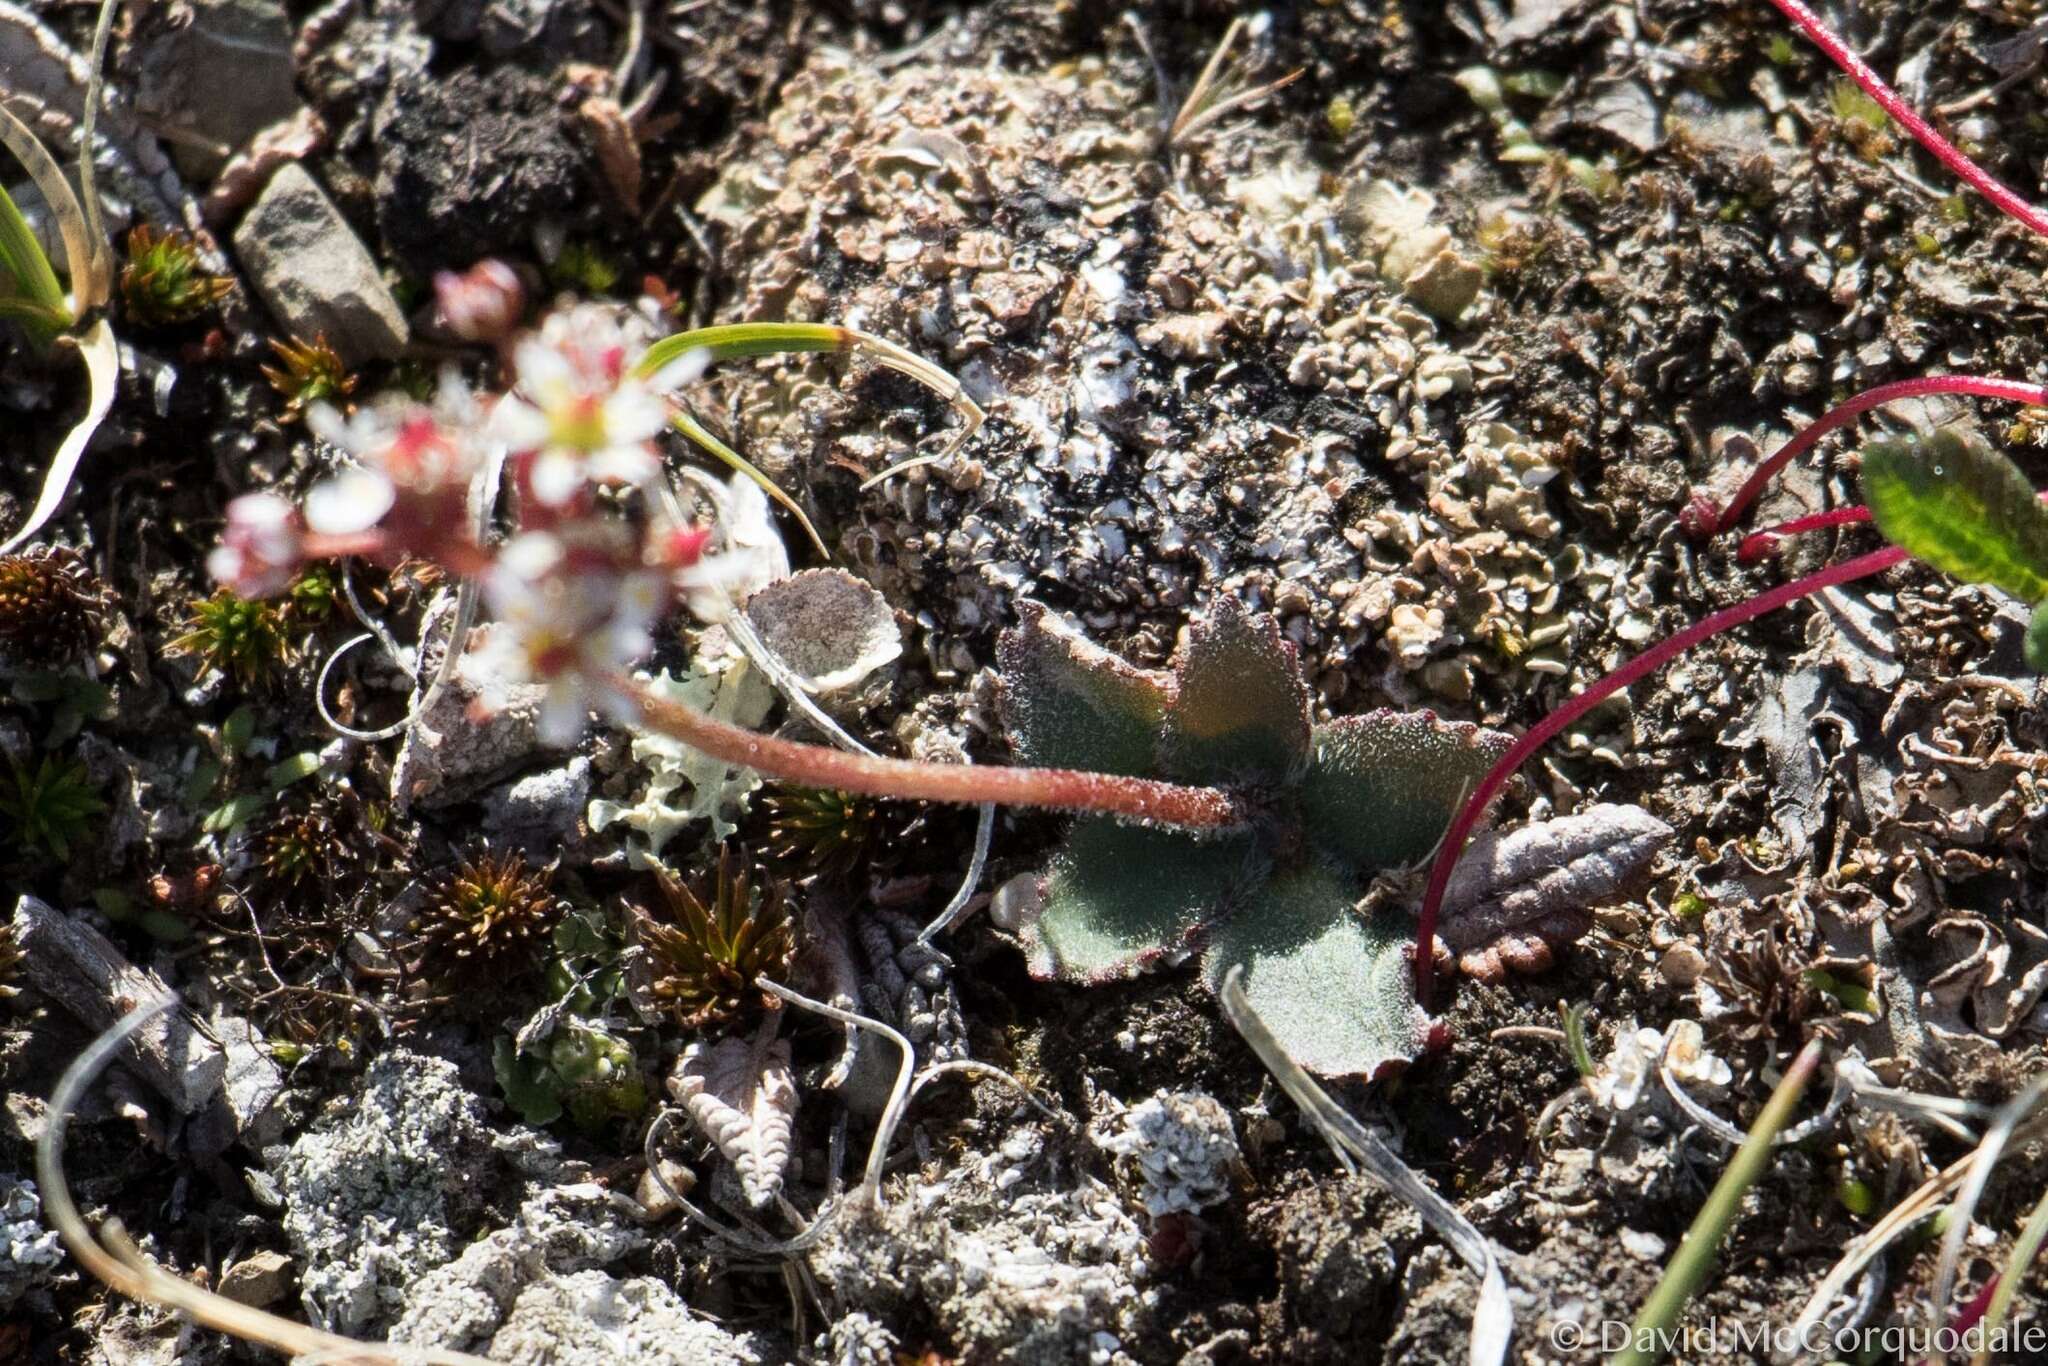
xmin=4 ymin=0 xmax=2048 ymax=1362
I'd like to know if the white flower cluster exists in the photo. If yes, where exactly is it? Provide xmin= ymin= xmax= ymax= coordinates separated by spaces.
xmin=210 ymin=279 xmax=771 ymax=744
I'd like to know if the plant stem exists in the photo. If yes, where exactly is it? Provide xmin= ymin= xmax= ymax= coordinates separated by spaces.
xmin=1414 ymin=546 xmax=1906 ymax=1003
xmin=614 ymin=672 xmax=1247 ymax=829
xmin=1737 ymin=505 xmax=1874 ymax=561
xmin=1611 ymin=1039 xmax=1825 ymax=1366
xmin=1765 ymin=0 xmax=2048 ymax=240
xmin=1686 ymin=376 xmax=2048 ymax=539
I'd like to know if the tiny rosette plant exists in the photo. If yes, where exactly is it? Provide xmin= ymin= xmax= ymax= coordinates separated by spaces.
xmin=1000 ymin=596 xmax=1510 ymax=1078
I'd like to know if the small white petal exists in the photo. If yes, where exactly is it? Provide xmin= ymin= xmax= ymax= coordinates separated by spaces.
xmin=488 ymin=397 xmax=550 ymax=452
xmin=528 ymin=450 xmax=585 ymax=506
xmin=303 ymin=470 xmax=398 ymax=535
xmin=647 ymin=346 xmax=711 ymax=393
xmin=536 ymin=683 xmax=589 ymax=747
xmin=588 ymin=443 xmax=660 ymax=488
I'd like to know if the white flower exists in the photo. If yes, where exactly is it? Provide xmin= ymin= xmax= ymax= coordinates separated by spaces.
xmin=304 ymin=378 xmax=488 ymax=547
xmin=470 ymin=529 xmax=670 ymax=745
xmin=207 ymin=493 xmax=303 ymax=598
xmin=490 ymin=304 xmax=692 ymax=506
xmin=303 ymin=468 xmax=396 ymax=536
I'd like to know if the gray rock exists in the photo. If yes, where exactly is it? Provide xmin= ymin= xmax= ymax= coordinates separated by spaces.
xmin=131 ymin=0 xmax=301 ymax=179
xmin=393 ymin=597 xmax=566 ymax=811
xmin=217 ymin=1249 xmax=293 ymax=1308
xmin=479 ymin=757 xmax=593 ymax=856
xmin=206 ymin=1006 xmax=288 ymax=1147
xmin=233 ymin=163 xmax=409 ymax=364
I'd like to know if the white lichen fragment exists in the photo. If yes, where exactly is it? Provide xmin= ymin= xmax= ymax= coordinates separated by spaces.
xmin=1587 ymin=1020 xmax=1731 ymax=1114
xmin=272 ymin=1050 xmax=499 ymax=1335
xmin=0 ymin=1176 xmax=63 ymax=1305
xmin=587 ymin=654 xmax=774 ymax=864
xmin=1094 ymin=1090 xmax=1241 ymax=1217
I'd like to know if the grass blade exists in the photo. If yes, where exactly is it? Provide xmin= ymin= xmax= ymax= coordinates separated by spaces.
xmin=0 ymin=182 xmax=67 ymax=334
xmin=638 ymin=320 xmax=985 ymax=452
xmin=0 ymin=101 xmax=93 ymax=316
xmin=1613 ymin=1039 xmax=1824 ymax=1366
xmin=1220 ymin=965 xmax=1514 ymax=1366
xmin=670 ymin=407 xmax=831 ymax=559
xmin=1971 ymin=1183 xmax=2048 ymax=1366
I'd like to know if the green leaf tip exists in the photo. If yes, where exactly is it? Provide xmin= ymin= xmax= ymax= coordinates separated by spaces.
xmin=1202 ymin=862 xmax=1433 ymax=1079
xmin=1861 ymin=427 xmax=2048 ymax=603
xmin=997 ymin=603 xmax=1172 ymax=776
xmin=1027 ymin=817 xmax=1259 ymax=982
xmin=1161 ymin=594 xmax=1312 ymax=787
xmin=1302 ymin=710 xmax=1514 ymax=873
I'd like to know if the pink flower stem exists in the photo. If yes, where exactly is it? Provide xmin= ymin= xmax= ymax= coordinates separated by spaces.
xmin=1413 ymin=544 xmax=1909 ymax=1004
xmin=1766 ymin=0 xmax=2048 ymax=239
xmin=612 ymin=672 xmax=1249 ymax=829
xmin=1685 ymin=377 xmax=2048 ymax=539
xmin=1737 ymin=506 xmax=1874 ymax=561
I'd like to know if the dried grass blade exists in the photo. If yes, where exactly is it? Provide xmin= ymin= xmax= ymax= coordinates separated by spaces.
xmin=1219 ymin=966 xmax=1513 ymax=1366
xmin=1 ymin=317 xmax=115 ymax=553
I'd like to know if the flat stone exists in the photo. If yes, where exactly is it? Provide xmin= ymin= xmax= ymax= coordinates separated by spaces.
xmin=219 ymin=1250 xmax=294 ymax=1309
xmin=132 ymin=0 xmax=302 ymax=180
xmin=233 ymin=163 xmax=409 ymax=364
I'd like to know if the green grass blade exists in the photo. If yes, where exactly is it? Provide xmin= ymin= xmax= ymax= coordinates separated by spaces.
xmin=1862 ymin=429 xmax=2048 ymax=602
xmin=0 ymin=181 xmax=69 ymax=334
xmin=1613 ymin=1040 xmax=1824 ymax=1366
xmin=638 ymin=321 xmax=985 ymax=457
xmin=669 ymin=408 xmax=831 ymax=560
xmin=0 ymin=101 xmax=93 ymax=316
xmin=638 ymin=322 xmax=848 ymax=375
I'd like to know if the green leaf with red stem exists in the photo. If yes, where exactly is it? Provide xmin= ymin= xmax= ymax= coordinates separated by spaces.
xmin=1414 ymin=545 xmax=1908 ymax=1003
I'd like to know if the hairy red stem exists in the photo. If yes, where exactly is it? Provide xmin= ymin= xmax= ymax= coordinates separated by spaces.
xmin=1737 ymin=505 xmax=1875 ymax=561
xmin=1686 ymin=376 xmax=2048 ymax=539
xmin=614 ymin=672 xmax=1248 ymax=829
xmin=1766 ymin=0 xmax=2048 ymax=239
xmin=1413 ymin=545 xmax=1908 ymax=1003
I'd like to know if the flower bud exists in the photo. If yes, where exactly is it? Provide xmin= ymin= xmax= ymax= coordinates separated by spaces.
xmin=207 ymin=493 xmax=304 ymax=598
xmin=435 ymin=259 xmax=526 ymax=343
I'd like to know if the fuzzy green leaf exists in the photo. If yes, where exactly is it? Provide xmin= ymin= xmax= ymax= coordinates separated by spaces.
xmin=1200 ymin=861 xmax=1431 ymax=1079
xmin=1161 ymin=595 xmax=1311 ymax=787
xmin=1301 ymin=710 xmax=1515 ymax=873
xmin=1862 ymin=429 xmax=2048 ymax=602
xmin=998 ymin=603 xmax=1173 ymax=777
xmin=1027 ymin=816 xmax=1258 ymax=982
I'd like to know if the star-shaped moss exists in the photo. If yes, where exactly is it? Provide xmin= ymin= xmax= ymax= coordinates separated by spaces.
xmin=999 ymin=597 xmax=1511 ymax=1078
